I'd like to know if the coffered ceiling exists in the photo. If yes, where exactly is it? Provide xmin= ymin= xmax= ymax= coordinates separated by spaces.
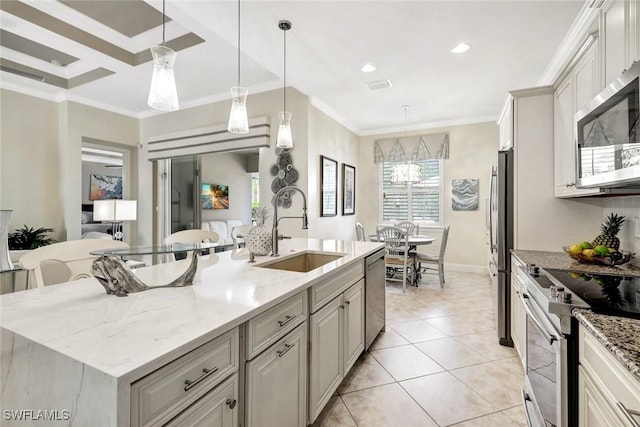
xmin=0 ymin=0 xmax=585 ymax=135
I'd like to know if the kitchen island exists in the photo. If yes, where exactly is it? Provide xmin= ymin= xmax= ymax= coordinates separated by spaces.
xmin=0 ymin=238 xmax=384 ymax=426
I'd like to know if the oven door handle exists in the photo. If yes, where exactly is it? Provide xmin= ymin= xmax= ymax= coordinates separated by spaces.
xmin=521 ymin=389 xmax=535 ymax=427
xmin=521 ymin=293 xmax=559 ymax=345
xmin=617 ymin=402 xmax=640 ymax=427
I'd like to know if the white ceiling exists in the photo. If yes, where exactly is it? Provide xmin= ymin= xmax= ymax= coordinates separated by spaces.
xmin=0 ymin=0 xmax=585 ymax=135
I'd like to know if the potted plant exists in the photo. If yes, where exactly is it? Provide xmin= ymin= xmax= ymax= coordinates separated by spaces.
xmin=8 ymin=225 xmax=57 ymax=250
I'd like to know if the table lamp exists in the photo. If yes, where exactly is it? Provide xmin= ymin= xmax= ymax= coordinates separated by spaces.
xmin=93 ymin=200 xmax=137 ymax=241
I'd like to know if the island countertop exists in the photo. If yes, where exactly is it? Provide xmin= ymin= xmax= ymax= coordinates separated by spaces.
xmin=0 ymin=238 xmax=383 ymax=383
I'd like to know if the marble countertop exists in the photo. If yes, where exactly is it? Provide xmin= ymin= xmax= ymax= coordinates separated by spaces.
xmin=511 ymin=250 xmax=640 ymax=277
xmin=0 ymin=238 xmax=383 ymax=382
xmin=573 ymin=309 xmax=640 ymax=382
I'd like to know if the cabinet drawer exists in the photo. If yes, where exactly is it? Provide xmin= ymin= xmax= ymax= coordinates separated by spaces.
xmin=246 ymin=291 xmax=307 ymax=360
xmin=310 ymin=262 xmax=363 ymax=313
xmin=579 ymin=325 xmax=640 ymax=415
xmin=164 ymin=374 xmax=238 ymax=427
xmin=131 ymin=328 xmax=239 ymax=427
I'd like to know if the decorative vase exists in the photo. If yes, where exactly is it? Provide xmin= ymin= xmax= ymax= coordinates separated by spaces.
xmin=245 ymin=225 xmax=273 ymax=256
xmin=0 ymin=210 xmax=14 ymax=270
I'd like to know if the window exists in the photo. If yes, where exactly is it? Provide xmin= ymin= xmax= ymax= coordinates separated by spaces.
xmin=380 ymin=160 xmax=443 ymax=226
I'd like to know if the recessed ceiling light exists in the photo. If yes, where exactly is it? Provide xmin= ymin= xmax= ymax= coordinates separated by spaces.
xmin=451 ymin=43 xmax=470 ymax=54
xmin=361 ymin=63 xmax=376 ymax=73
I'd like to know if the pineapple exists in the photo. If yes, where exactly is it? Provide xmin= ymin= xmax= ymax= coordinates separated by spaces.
xmin=592 ymin=213 xmax=625 ymax=250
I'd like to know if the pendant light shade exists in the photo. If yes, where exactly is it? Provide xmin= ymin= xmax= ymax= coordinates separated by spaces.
xmin=276 ymin=20 xmax=292 ymax=149
xmin=148 ymin=45 xmax=179 ymax=111
xmin=148 ymin=0 xmax=179 ymax=112
xmin=227 ymin=0 xmax=249 ymax=134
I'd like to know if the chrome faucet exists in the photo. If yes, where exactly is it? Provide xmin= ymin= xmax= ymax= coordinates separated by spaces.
xmin=272 ymin=186 xmax=308 ymax=257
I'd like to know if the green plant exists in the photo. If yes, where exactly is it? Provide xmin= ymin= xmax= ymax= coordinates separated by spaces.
xmin=8 ymin=225 xmax=57 ymax=250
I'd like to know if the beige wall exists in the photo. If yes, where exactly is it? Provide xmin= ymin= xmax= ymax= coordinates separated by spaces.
xmin=307 ymin=106 xmax=359 ymax=240
xmin=358 ymin=121 xmax=499 ymax=269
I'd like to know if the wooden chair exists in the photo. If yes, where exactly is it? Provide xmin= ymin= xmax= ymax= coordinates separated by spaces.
xmin=377 ymin=226 xmax=414 ymax=293
xmin=395 ymin=221 xmax=419 ymax=236
xmin=355 ymin=222 xmax=366 ymax=241
xmin=163 ymin=229 xmax=220 ymax=261
xmin=19 ymin=239 xmax=129 ymax=288
xmin=231 ymin=225 xmax=253 ymax=249
xmin=416 ymin=226 xmax=450 ymax=288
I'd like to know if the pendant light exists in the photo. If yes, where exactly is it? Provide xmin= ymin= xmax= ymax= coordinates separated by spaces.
xmin=227 ymin=0 xmax=249 ymax=134
xmin=276 ymin=20 xmax=293 ymax=149
xmin=148 ymin=0 xmax=179 ymax=112
xmin=390 ymin=105 xmax=421 ymax=184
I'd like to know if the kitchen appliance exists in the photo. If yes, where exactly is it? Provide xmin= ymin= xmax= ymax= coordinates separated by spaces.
xmin=576 ymin=61 xmax=640 ymax=189
xmin=365 ymin=249 xmax=385 ymax=350
xmin=488 ymin=149 xmax=514 ymax=346
xmin=519 ymin=265 xmax=640 ymax=427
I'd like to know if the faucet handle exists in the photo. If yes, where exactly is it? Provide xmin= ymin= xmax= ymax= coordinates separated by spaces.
xmin=248 ymin=252 xmax=256 ymax=263
xmin=278 ymin=234 xmax=292 ymax=240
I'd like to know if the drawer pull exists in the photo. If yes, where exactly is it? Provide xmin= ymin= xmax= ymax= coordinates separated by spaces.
xmin=226 ymin=399 xmax=237 ymax=410
xmin=277 ymin=314 xmax=297 ymax=327
xmin=616 ymin=402 xmax=640 ymax=427
xmin=345 ymin=300 xmax=351 ymax=305
xmin=184 ymin=367 xmax=219 ymax=391
xmin=277 ymin=343 xmax=295 ymax=358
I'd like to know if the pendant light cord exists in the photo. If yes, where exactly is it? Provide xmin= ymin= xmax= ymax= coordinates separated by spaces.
xmin=237 ymin=0 xmax=241 ymax=86
xmin=283 ymin=27 xmax=287 ymax=112
xmin=162 ymin=0 xmax=166 ymax=45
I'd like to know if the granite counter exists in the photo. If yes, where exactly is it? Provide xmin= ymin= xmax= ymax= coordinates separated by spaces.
xmin=511 ymin=249 xmax=640 ymax=277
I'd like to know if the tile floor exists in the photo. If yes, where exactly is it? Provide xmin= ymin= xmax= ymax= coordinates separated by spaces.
xmin=312 ymin=271 xmax=526 ymax=427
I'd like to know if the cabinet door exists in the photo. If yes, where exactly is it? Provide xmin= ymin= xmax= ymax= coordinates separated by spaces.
xmin=601 ymin=0 xmax=627 ymax=86
xmin=246 ymin=322 xmax=307 ymax=427
xmin=554 ymin=75 xmax=577 ymax=197
xmin=510 ymin=273 xmax=525 ymax=364
xmin=578 ymin=367 xmax=624 ymax=427
xmin=343 ymin=279 xmax=364 ymax=374
xmin=164 ymin=375 xmax=237 ymax=427
xmin=575 ymin=42 xmax=599 ymax=111
xmin=309 ymin=296 xmax=343 ymax=423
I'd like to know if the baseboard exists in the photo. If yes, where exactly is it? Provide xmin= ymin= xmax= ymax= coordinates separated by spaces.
xmin=445 ymin=263 xmax=488 ymax=274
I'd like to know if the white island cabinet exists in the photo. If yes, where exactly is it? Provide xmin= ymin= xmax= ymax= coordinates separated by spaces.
xmin=0 ymin=238 xmax=383 ymax=427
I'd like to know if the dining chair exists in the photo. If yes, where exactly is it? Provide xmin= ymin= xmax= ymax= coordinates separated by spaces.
xmin=231 ymin=224 xmax=253 ymax=249
xmin=19 ymin=239 xmax=129 ymax=288
xmin=164 ymin=229 xmax=220 ymax=261
xmin=395 ymin=221 xmax=419 ymax=236
xmin=416 ymin=226 xmax=450 ymax=288
xmin=355 ymin=222 xmax=366 ymax=241
xmin=377 ymin=226 xmax=414 ymax=293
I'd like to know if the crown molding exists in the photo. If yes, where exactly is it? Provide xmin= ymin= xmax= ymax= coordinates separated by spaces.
xmin=0 ymin=80 xmax=60 ymax=102
xmin=308 ymin=96 xmax=359 ymax=135
xmin=359 ymin=114 xmax=498 ymax=137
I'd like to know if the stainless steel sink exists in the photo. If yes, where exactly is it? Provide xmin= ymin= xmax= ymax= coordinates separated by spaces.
xmin=256 ymin=251 xmax=344 ymax=273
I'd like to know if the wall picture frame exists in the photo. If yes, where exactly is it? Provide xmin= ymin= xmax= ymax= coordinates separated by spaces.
xmin=89 ymin=174 xmax=123 ymax=200
xmin=320 ymin=155 xmax=338 ymax=217
xmin=342 ymin=163 xmax=355 ymax=215
xmin=201 ymin=184 xmax=230 ymax=209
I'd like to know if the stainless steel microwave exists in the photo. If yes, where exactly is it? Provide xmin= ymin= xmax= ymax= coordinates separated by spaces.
xmin=576 ymin=61 xmax=640 ymax=188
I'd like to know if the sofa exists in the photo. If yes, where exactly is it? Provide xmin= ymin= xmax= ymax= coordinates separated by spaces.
xmin=201 ymin=220 xmax=246 ymax=247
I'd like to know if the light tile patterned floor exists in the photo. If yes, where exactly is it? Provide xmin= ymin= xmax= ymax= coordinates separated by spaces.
xmin=312 ymin=271 xmax=527 ymax=427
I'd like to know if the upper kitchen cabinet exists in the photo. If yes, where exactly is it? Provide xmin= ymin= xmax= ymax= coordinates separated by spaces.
xmin=600 ymin=0 xmax=639 ymax=87
xmin=498 ymin=99 xmax=514 ymax=151
xmin=554 ymin=35 xmax=603 ymax=197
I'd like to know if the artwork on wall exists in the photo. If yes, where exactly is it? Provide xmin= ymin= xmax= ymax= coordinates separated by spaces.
xmin=270 ymin=148 xmax=299 ymax=209
xmin=321 ymin=155 xmax=338 ymax=217
xmin=202 ymin=184 xmax=229 ymax=209
xmin=342 ymin=163 xmax=355 ymax=216
xmin=452 ymin=179 xmax=479 ymax=211
xmin=89 ymin=175 xmax=122 ymax=200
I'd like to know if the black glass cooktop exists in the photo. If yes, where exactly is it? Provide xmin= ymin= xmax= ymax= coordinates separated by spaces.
xmin=544 ymin=269 xmax=640 ymax=320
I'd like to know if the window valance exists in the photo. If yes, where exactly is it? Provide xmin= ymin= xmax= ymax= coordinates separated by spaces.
xmin=374 ymin=133 xmax=449 ymax=163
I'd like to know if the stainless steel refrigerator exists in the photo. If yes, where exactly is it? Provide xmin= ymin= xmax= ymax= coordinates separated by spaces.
xmin=488 ymin=149 xmax=514 ymax=347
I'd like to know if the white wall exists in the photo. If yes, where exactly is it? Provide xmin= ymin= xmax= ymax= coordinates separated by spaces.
xmin=200 ymin=152 xmax=252 ymax=225
xmin=307 ymin=106 xmax=359 ymax=241
xmin=601 ymin=196 xmax=640 ymax=268
xmin=358 ymin=121 xmax=499 ymax=269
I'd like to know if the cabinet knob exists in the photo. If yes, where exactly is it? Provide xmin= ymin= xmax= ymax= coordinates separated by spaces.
xmin=226 ymin=399 xmax=237 ymax=410
xmin=565 ymin=183 xmax=576 ymax=188
xmin=345 ymin=300 xmax=351 ymax=305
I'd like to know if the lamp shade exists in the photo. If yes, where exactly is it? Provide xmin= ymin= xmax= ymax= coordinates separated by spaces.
xmin=93 ymin=200 xmax=137 ymax=221
xmin=228 ymin=86 xmax=249 ymax=134
xmin=276 ymin=111 xmax=293 ymax=149
xmin=390 ymin=163 xmax=422 ymax=184
xmin=148 ymin=45 xmax=179 ymax=112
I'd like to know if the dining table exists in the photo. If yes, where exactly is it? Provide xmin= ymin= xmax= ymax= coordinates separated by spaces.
xmin=367 ymin=234 xmax=436 ymax=285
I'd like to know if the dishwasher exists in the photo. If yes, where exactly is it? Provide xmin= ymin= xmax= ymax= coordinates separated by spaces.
xmin=365 ymin=249 xmax=386 ymax=350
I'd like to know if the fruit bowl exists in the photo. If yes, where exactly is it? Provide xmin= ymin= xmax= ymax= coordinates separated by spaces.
xmin=563 ymin=246 xmax=635 ymax=266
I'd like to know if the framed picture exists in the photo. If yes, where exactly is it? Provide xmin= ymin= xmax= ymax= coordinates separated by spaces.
xmin=342 ymin=163 xmax=355 ymax=215
xmin=320 ymin=155 xmax=338 ymax=217
xmin=201 ymin=184 xmax=230 ymax=209
xmin=89 ymin=174 xmax=122 ymax=200
xmin=452 ymin=178 xmax=479 ymax=211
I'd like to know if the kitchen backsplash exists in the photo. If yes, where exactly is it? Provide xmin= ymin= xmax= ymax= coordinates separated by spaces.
xmin=602 ymin=195 xmax=640 ymax=268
